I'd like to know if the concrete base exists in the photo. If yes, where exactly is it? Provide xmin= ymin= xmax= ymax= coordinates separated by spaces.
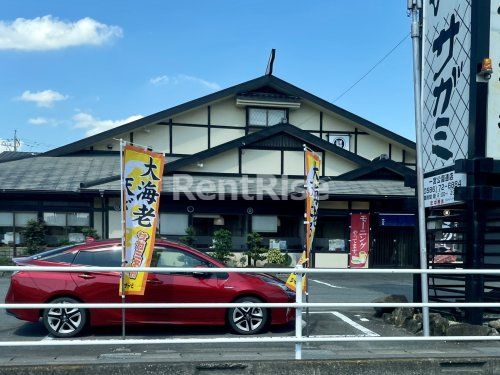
xmin=0 ymin=357 xmax=498 ymax=375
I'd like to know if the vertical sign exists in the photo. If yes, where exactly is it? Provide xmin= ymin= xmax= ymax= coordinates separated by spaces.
xmin=304 ymin=149 xmax=321 ymax=260
xmin=120 ymin=145 xmax=165 ymax=295
xmin=487 ymin=1 xmax=500 ymax=159
xmin=285 ymin=148 xmax=321 ymax=293
xmin=349 ymin=213 xmax=370 ymax=269
xmin=421 ymin=1 xmax=471 ymax=174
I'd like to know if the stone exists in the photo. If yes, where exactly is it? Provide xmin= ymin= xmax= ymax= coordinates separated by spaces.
xmin=404 ymin=318 xmax=423 ymax=334
xmin=488 ymin=319 xmax=500 ymax=330
xmin=383 ymin=313 xmax=395 ymax=325
xmin=372 ymin=295 xmax=408 ymax=317
xmin=429 ymin=314 xmax=449 ymax=336
xmin=446 ymin=323 xmax=490 ymax=336
xmin=488 ymin=328 xmax=499 ymax=336
xmin=393 ymin=307 xmax=415 ymax=328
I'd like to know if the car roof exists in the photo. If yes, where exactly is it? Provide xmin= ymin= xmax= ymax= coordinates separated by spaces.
xmin=77 ymin=238 xmax=192 ymax=250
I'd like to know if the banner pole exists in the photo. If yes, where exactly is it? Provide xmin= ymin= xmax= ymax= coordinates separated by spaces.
xmin=119 ymin=139 xmax=126 ymax=340
xmin=303 ymin=145 xmax=310 ymax=338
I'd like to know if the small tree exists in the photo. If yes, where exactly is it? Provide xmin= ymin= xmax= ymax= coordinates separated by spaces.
xmin=180 ymin=226 xmax=196 ymax=247
xmin=211 ymin=228 xmax=233 ymax=263
xmin=22 ymin=219 xmax=47 ymax=255
xmin=267 ymin=248 xmax=285 ymax=265
xmin=81 ymin=227 xmax=100 ymax=240
xmin=246 ymin=232 xmax=267 ymax=267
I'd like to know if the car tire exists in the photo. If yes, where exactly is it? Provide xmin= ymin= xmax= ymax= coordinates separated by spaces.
xmin=228 ymin=296 xmax=268 ymax=335
xmin=42 ymin=297 xmax=87 ymax=338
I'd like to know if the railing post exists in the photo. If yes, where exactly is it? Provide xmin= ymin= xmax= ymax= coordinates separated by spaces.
xmin=295 ymin=264 xmax=303 ymax=360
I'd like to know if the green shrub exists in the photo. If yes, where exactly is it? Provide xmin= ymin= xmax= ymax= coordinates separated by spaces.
xmin=211 ymin=228 xmax=233 ymax=263
xmin=81 ymin=227 xmax=100 ymax=240
xmin=22 ymin=219 xmax=47 ymax=255
xmin=180 ymin=226 xmax=196 ymax=247
xmin=267 ymin=248 xmax=285 ymax=264
xmin=246 ymin=232 xmax=267 ymax=266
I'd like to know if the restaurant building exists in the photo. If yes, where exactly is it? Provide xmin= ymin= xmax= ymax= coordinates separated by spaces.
xmin=0 ymin=74 xmax=418 ymax=267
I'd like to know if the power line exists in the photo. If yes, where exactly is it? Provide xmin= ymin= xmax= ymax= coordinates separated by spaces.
xmin=332 ymin=33 xmax=410 ymax=104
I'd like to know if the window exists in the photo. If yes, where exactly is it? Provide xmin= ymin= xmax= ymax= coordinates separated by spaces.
xmin=73 ymin=247 xmax=122 ymax=267
xmin=252 ymin=215 xmax=278 ymax=233
xmin=248 ymin=108 xmax=287 ymax=126
xmin=152 ymin=247 xmax=211 ymax=268
xmin=42 ymin=251 xmax=77 ymax=264
xmin=160 ymin=213 xmax=188 ymax=235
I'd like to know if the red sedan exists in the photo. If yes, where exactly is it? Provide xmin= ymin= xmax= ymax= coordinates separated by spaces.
xmin=6 ymin=239 xmax=295 ymax=338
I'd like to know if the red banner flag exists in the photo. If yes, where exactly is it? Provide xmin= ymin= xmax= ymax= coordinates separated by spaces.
xmin=349 ymin=213 xmax=370 ymax=268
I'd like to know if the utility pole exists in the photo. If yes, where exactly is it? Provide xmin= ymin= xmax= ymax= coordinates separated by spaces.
xmin=408 ymin=0 xmax=430 ymax=337
xmin=13 ymin=130 xmax=18 ymax=152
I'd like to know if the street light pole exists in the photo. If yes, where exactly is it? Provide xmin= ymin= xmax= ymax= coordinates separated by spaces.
xmin=408 ymin=0 xmax=430 ymax=337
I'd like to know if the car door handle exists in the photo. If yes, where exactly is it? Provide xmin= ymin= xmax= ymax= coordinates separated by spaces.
xmin=77 ymin=273 xmax=95 ymax=280
xmin=147 ymin=278 xmax=163 ymax=284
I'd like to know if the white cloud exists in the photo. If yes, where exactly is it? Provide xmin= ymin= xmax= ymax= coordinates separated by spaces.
xmin=149 ymin=73 xmax=220 ymax=90
xmin=0 ymin=15 xmax=123 ymax=51
xmin=73 ymin=112 xmax=143 ymax=136
xmin=150 ymin=75 xmax=169 ymax=85
xmin=18 ymin=89 xmax=68 ymax=107
xmin=28 ymin=117 xmax=58 ymax=126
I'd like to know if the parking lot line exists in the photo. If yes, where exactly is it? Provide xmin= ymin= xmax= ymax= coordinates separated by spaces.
xmin=310 ymin=279 xmax=345 ymax=289
xmin=331 ymin=311 xmax=379 ymax=337
xmin=41 ymin=335 xmax=53 ymax=341
xmin=309 ymin=311 xmax=379 ymax=337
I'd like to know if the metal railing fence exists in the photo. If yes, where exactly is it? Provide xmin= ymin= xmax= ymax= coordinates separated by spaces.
xmin=1 ymin=264 xmax=500 ymax=360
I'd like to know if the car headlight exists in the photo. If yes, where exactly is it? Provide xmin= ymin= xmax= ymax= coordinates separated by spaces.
xmin=265 ymin=279 xmax=290 ymax=292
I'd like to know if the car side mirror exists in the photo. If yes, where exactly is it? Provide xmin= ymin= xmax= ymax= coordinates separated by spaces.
xmin=192 ymin=265 xmax=210 ymax=278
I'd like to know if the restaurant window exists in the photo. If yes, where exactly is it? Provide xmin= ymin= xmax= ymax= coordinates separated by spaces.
xmin=43 ymin=212 xmax=90 ymax=245
xmin=160 ymin=213 xmax=189 ymax=235
xmin=248 ymin=108 xmax=287 ymax=126
xmin=0 ymin=212 xmax=37 ymax=245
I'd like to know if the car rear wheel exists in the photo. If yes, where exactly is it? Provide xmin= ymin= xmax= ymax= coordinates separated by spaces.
xmin=42 ymin=297 xmax=87 ymax=338
xmin=228 ymin=296 xmax=268 ymax=335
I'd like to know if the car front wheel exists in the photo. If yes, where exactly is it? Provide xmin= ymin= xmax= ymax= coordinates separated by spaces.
xmin=42 ymin=297 xmax=87 ymax=338
xmin=228 ymin=296 xmax=268 ymax=335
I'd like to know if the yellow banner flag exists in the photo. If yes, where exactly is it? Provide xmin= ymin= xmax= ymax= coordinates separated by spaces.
xmin=285 ymin=251 xmax=308 ymax=292
xmin=120 ymin=145 xmax=165 ymax=295
xmin=304 ymin=149 xmax=321 ymax=261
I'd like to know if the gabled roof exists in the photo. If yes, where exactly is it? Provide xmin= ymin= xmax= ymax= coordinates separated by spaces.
xmin=0 ymin=151 xmax=38 ymax=163
xmin=335 ymin=158 xmax=416 ymax=181
xmin=82 ymin=123 xmax=371 ymax=189
xmin=44 ymin=75 xmax=416 ymax=157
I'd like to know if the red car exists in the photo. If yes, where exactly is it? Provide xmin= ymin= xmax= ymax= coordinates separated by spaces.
xmin=6 ymin=239 xmax=295 ymax=338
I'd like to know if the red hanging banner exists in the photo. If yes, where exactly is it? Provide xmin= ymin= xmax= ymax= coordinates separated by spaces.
xmin=349 ymin=213 xmax=370 ymax=268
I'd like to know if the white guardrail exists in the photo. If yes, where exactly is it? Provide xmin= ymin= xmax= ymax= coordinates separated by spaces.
xmin=1 ymin=265 xmax=500 ymax=360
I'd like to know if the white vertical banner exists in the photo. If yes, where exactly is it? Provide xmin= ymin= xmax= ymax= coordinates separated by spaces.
xmin=421 ymin=0 xmax=472 ymax=174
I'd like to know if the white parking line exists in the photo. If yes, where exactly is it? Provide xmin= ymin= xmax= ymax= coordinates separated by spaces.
xmin=309 ymin=310 xmax=379 ymax=337
xmin=41 ymin=335 xmax=53 ymax=341
xmin=331 ymin=311 xmax=378 ymax=337
xmin=310 ymin=279 xmax=345 ymax=289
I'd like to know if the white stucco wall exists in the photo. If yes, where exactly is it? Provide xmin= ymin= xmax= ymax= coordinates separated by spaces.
xmin=283 ymin=151 xmax=304 ymax=175
xmin=172 ymin=107 xmax=208 ymax=125
xmin=289 ymin=103 xmax=320 ymax=130
xmin=241 ymin=149 xmax=281 ymax=174
xmin=324 ymin=153 xmax=358 ymax=176
xmin=133 ymin=125 xmax=170 ymax=153
xmin=356 ymin=134 xmax=389 ymax=160
xmin=322 ymin=113 xmax=357 ymax=132
xmin=172 ymin=126 xmax=208 ymax=154
xmin=211 ymin=99 xmax=246 ymax=127
xmin=210 ymin=128 xmax=245 ymax=147
xmin=179 ymin=149 xmax=239 ymax=174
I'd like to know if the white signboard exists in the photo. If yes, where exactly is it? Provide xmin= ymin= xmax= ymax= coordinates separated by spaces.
xmin=421 ymin=0 xmax=471 ymax=174
xmin=423 ymin=171 xmax=466 ymax=208
xmin=487 ymin=2 xmax=500 ymax=159
xmin=328 ymin=134 xmax=350 ymax=151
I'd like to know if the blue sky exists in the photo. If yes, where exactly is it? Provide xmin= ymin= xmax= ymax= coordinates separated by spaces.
xmin=0 ymin=0 xmax=415 ymax=152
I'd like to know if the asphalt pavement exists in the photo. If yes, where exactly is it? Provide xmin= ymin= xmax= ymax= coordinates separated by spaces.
xmin=1 ymin=273 xmax=500 ymax=366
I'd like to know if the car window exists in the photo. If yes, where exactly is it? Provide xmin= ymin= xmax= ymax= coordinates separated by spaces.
xmin=42 ymin=251 xmax=77 ymax=264
xmin=32 ymin=244 xmax=81 ymax=260
xmin=153 ymin=247 xmax=211 ymax=268
xmin=73 ymin=247 xmax=122 ymax=267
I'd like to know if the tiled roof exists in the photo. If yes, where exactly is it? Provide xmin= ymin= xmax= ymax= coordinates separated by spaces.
xmin=85 ymin=174 xmax=415 ymax=197
xmin=0 ymin=151 xmax=38 ymax=163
